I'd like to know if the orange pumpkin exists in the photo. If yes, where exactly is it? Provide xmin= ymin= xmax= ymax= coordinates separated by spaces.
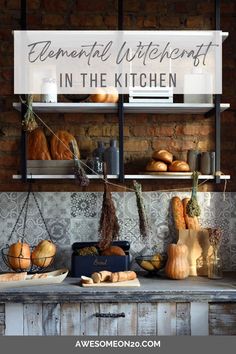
xmin=8 ymin=241 xmax=31 ymax=271
xmin=165 ymin=243 xmax=189 ymax=280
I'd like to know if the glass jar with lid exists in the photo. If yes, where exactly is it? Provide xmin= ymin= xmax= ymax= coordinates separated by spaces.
xmin=41 ymin=77 xmax=57 ymax=103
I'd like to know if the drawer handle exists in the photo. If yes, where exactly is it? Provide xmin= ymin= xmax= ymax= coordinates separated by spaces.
xmin=95 ymin=312 xmax=125 ymax=318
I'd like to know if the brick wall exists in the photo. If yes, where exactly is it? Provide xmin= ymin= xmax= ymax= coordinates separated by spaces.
xmin=0 ymin=0 xmax=235 ymax=192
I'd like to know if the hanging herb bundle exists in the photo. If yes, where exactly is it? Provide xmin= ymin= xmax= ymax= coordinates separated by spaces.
xmin=186 ymin=171 xmax=201 ymax=217
xmin=133 ymin=180 xmax=150 ymax=239
xmin=21 ymin=95 xmax=38 ymax=132
xmin=98 ymin=180 xmax=119 ymax=250
xmin=74 ymin=159 xmax=89 ymax=186
xmin=70 ymin=140 xmax=89 ymax=187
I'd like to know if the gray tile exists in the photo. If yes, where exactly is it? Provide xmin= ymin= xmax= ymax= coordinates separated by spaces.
xmin=70 ymin=218 xmax=99 ymax=243
xmin=14 ymin=217 xmax=48 ymax=245
xmin=43 ymin=192 xmax=71 ymax=218
xmin=71 ymin=192 xmax=97 ymax=218
xmin=45 ymin=218 xmax=71 ymax=245
xmin=53 ymin=245 xmax=72 ymax=271
xmin=230 ymin=245 xmax=236 ymax=271
xmin=124 ymin=192 xmax=151 ymax=219
xmin=0 ymin=192 xmax=18 ymax=220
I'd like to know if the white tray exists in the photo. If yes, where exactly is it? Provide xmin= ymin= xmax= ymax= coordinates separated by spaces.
xmin=0 ymin=268 xmax=69 ymax=289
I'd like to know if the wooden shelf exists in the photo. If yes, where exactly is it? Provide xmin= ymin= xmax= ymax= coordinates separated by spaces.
xmin=12 ymin=174 xmax=230 ymax=180
xmin=12 ymin=174 xmax=118 ymax=180
xmin=13 ymin=102 xmax=230 ymax=114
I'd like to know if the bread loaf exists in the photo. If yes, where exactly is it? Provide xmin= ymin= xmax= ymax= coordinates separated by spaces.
xmin=0 ymin=272 xmax=27 ymax=282
xmin=110 ymin=271 xmax=137 ymax=283
xmin=27 ymin=128 xmax=51 ymax=160
xmin=81 ymin=275 xmax=94 ymax=284
xmin=172 ymin=197 xmax=186 ymax=230
xmin=168 ymin=160 xmax=190 ymax=172
xmin=91 ymin=272 xmax=102 ymax=283
xmin=31 ymin=273 xmax=48 ymax=279
xmin=182 ymin=198 xmax=200 ymax=230
xmin=101 ymin=246 xmax=126 ymax=256
xmin=146 ymin=160 xmax=168 ymax=172
xmin=99 ymin=270 xmax=112 ymax=282
xmin=50 ymin=130 xmax=80 ymax=160
xmin=90 ymin=87 xmax=119 ymax=103
xmin=152 ymin=150 xmax=173 ymax=164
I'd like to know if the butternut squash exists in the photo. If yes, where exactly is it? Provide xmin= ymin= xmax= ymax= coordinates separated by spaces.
xmin=165 ymin=243 xmax=189 ymax=280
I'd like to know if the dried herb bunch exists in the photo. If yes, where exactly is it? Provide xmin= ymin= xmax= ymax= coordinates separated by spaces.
xmin=74 ymin=160 xmax=89 ymax=186
xmin=186 ymin=171 xmax=201 ymax=217
xmin=21 ymin=95 xmax=38 ymax=132
xmin=208 ymin=228 xmax=222 ymax=250
xmin=70 ymin=140 xmax=89 ymax=187
xmin=133 ymin=180 xmax=150 ymax=239
xmin=98 ymin=181 xmax=120 ymax=250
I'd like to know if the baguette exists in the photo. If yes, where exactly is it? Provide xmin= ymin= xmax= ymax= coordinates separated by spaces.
xmin=182 ymin=198 xmax=200 ymax=230
xmin=110 ymin=271 xmax=137 ymax=283
xmin=171 ymin=197 xmax=186 ymax=230
xmin=0 ymin=272 xmax=27 ymax=282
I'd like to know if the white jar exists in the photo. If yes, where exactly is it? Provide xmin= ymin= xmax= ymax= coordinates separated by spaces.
xmin=41 ymin=78 xmax=57 ymax=103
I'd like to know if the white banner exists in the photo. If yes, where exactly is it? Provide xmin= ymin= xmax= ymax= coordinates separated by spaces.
xmin=14 ymin=30 xmax=222 ymax=94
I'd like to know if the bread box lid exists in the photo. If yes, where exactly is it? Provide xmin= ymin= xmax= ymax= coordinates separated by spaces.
xmin=72 ymin=240 xmax=130 ymax=252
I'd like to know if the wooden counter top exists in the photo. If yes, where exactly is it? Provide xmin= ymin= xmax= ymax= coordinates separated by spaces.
xmin=1 ymin=273 xmax=236 ymax=303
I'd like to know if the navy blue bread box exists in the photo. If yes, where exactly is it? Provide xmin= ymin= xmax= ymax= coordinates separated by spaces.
xmin=71 ymin=241 xmax=130 ymax=277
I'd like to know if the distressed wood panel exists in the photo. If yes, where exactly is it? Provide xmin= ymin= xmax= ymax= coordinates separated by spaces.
xmin=209 ymin=303 xmax=236 ymax=335
xmin=80 ymin=303 xmax=99 ymax=335
xmin=137 ymin=303 xmax=157 ymax=335
xmin=5 ymin=303 xmax=23 ymax=335
xmin=176 ymin=303 xmax=191 ymax=335
xmin=0 ymin=304 xmax=5 ymax=335
xmin=191 ymin=302 xmax=209 ymax=336
xmin=117 ymin=303 xmax=137 ymax=335
xmin=42 ymin=303 xmax=61 ymax=336
xmin=98 ymin=303 xmax=118 ymax=335
xmin=61 ymin=303 xmax=81 ymax=335
xmin=157 ymin=303 xmax=176 ymax=335
xmin=23 ymin=303 xmax=43 ymax=335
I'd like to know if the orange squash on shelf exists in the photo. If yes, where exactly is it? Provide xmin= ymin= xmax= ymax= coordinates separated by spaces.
xmin=165 ymin=243 xmax=189 ymax=280
xmin=7 ymin=241 xmax=31 ymax=271
xmin=27 ymin=128 xmax=51 ymax=160
xmin=50 ymin=130 xmax=80 ymax=160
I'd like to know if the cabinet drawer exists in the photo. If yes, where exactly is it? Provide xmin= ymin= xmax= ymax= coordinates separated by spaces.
xmin=80 ymin=302 xmax=159 ymax=335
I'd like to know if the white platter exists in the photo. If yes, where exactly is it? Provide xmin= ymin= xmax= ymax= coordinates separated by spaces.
xmin=0 ymin=268 xmax=69 ymax=289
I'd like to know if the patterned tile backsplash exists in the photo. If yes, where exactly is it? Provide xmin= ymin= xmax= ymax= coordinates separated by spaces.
xmin=0 ymin=191 xmax=235 ymax=272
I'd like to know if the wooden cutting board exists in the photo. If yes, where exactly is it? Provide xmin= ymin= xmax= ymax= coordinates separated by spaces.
xmin=82 ymin=278 xmax=140 ymax=287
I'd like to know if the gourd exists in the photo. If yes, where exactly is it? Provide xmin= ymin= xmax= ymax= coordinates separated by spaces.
xmin=90 ymin=87 xmax=119 ymax=103
xmin=165 ymin=243 xmax=189 ymax=280
xmin=31 ymin=240 xmax=56 ymax=267
xmin=50 ymin=130 xmax=80 ymax=160
xmin=27 ymin=128 xmax=51 ymax=160
xmin=8 ymin=241 xmax=31 ymax=270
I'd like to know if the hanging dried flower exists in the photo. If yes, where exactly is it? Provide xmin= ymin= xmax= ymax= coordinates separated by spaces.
xmin=186 ymin=171 xmax=201 ymax=217
xmin=74 ymin=159 xmax=89 ymax=186
xmin=21 ymin=95 xmax=38 ymax=132
xmin=133 ymin=180 xmax=150 ymax=239
xmin=98 ymin=181 xmax=119 ymax=250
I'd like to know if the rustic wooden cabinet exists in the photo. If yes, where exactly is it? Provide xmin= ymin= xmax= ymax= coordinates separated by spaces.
xmin=1 ymin=301 xmax=236 ymax=336
xmin=1 ymin=276 xmax=236 ymax=336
